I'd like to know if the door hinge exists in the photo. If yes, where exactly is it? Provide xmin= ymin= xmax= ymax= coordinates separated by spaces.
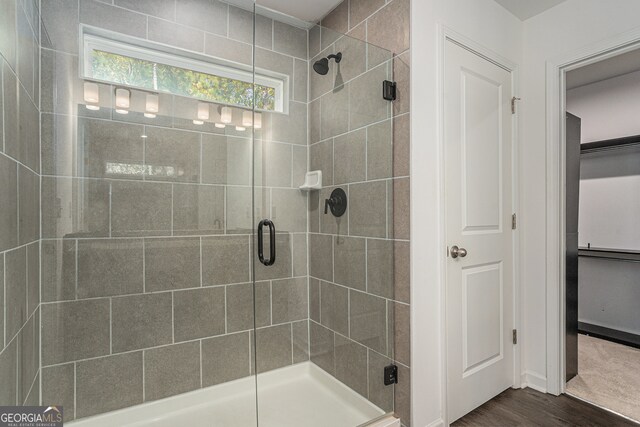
xmin=383 ymin=80 xmax=397 ymax=101
xmin=512 ymin=329 xmax=518 ymax=345
xmin=512 ymin=213 xmax=517 ymax=230
xmin=511 ymin=97 xmax=521 ymax=114
xmin=384 ymin=364 xmax=398 ymax=385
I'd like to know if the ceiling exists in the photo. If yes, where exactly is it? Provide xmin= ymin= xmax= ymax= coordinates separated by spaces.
xmin=223 ymin=0 xmax=342 ymax=25
xmin=567 ymin=48 xmax=640 ymax=90
xmin=227 ymin=0 xmax=568 ymax=27
xmin=493 ymin=0 xmax=566 ymax=20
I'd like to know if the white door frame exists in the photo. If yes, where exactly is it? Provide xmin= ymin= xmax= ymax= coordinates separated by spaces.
xmin=544 ymin=26 xmax=640 ymax=396
xmin=437 ymin=25 xmax=521 ymax=425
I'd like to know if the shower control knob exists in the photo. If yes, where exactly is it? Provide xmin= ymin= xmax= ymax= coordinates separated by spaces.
xmin=450 ymin=245 xmax=467 ymax=259
xmin=324 ymin=188 xmax=347 ymax=217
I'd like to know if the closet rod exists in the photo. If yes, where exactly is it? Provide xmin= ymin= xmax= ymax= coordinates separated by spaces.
xmin=578 ymin=247 xmax=640 ymax=262
xmin=581 ymin=134 xmax=640 ymax=154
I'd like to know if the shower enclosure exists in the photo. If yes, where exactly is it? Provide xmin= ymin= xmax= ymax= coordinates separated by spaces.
xmin=0 ymin=0 xmax=407 ymax=425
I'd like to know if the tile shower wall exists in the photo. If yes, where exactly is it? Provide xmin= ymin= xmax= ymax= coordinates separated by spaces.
xmin=0 ymin=0 xmax=41 ymax=408
xmin=39 ymin=0 xmax=308 ymax=421
xmin=307 ymin=0 xmax=411 ymax=425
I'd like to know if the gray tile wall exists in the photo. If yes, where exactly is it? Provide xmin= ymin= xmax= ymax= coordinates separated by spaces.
xmin=9 ymin=0 xmax=412 ymax=424
xmin=39 ymin=0 xmax=309 ymax=422
xmin=0 ymin=0 xmax=41 ymax=408
xmin=308 ymin=0 xmax=411 ymax=425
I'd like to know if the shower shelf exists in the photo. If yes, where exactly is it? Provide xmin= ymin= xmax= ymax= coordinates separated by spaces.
xmin=299 ymin=170 xmax=322 ymax=191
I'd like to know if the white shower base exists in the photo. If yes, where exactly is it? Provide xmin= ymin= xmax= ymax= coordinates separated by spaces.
xmin=69 ymin=362 xmax=388 ymax=427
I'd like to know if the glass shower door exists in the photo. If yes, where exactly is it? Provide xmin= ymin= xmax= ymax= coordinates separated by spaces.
xmin=251 ymin=1 xmax=400 ymax=424
xmin=38 ymin=1 xmax=260 ymax=424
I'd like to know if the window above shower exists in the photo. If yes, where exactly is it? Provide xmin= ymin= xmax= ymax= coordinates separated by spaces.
xmin=80 ymin=26 xmax=288 ymax=112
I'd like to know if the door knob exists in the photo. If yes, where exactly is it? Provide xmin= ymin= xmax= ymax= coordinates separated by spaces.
xmin=450 ymin=245 xmax=467 ymax=258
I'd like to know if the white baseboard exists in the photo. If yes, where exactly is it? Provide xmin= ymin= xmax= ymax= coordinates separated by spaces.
xmin=425 ymin=418 xmax=445 ymax=427
xmin=521 ymin=371 xmax=547 ymax=393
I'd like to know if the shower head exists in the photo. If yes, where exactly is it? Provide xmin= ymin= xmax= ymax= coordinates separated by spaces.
xmin=313 ymin=52 xmax=342 ymax=75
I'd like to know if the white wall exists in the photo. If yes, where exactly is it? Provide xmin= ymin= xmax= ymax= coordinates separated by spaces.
xmin=412 ymin=1 xmax=640 ymax=424
xmin=579 ymin=148 xmax=640 ymax=250
xmin=579 ymin=257 xmax=640 ymax=336
xmin=568 ymin=74 xmax=640 ymax=338
xmin=568 ymin=70 xmax=640 ymax=143
xmin=521 ymin=0 xmax=640 ymax=391
xmin=411 ymin=1 xmax=522 ymax=425
xmin=567 ymin=75 xmax=640 ymax=250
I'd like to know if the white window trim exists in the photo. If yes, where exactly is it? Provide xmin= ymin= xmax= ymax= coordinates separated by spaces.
xmin=79 ymin=25 xmax=287 ymax=113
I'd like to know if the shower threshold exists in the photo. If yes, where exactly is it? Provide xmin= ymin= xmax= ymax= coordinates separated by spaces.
xmin=68 ymin=361 xmax=385 ymax=427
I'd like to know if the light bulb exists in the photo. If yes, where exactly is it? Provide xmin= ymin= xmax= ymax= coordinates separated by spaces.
xmin=242 ymin=110 xmax=253 ymax=127
xmin=221 ymin=106 xmax=232 ymax=124
xmin=236 ymin=126 xmax=246 ymax=131
xmin=84 ymin=82 xmax=100 ymax=110
xmin=146 ymin=94 xmax=159 ymax=115
xmin=115 ymin=88 xmax=130 ymax=114
xmin=193 ymin=119 xmax=204 ymax=125
xmin=84 ymin=82 xmax=99 ymax=103
xmin=215 ymin=123 xmax=226 ymax=129
xmin=197 ymin=102 xmax=210 ymax=121
xmin=144 ymin=113 xmax=156 ymax=118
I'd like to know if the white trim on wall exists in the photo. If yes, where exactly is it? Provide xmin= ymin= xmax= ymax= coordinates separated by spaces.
xmin=544 ymin=25 xmax=640 ymax=396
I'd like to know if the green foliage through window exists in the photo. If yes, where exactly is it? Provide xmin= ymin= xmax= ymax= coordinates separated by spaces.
xmin=90 ymin=50 xmax=276 ymax=110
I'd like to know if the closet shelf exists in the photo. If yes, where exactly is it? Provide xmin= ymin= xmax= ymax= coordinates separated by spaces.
xmin=578 ymin=246 xmax=640 ymax=262
xmin=581 ymin=134 xmax=640 ymax=154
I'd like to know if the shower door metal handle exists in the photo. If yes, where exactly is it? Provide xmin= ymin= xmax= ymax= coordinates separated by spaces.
xmin=257 ymin=219 xmax=276 ymax=266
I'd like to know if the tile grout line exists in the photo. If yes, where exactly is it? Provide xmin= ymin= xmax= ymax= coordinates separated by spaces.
xmin=142 ymin=350 xmax=146 ymax=402
xmin=199 ymin=236 xmax=203 ymax=287
xmin=142 ymin=239 xmax=146 ymax=293
xmin=109 ymin=298 xmax=112 ymax=354
xmin=170 ymin=184 xmax=174 ymax=236
xmin=3 ymin=253 xmax=6 ymax=348
xmin=108 ymin=182 xmax=112 ymax=238
xmin=171 ymin=291 xmax=175 ymax=343
xmin=38 ymin=273 xmax=311 ymax=306
xmin=39 ymin=316 xmax=386 ymax=372
xmin=73 ymin=362 xmax=77 ymax=419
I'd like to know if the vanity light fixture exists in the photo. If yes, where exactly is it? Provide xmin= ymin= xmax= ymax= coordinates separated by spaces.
xmin=145 ymin=94 xmax=159 ymax=118
xmin=84 ymin=82 xmax=100 ymax=110
xmin=242 ymin=110 xmax=253 ymax=127
xmin=115 ymin=88 xmax=130 ymax=114
xmin=221 ymin=106 xmax=232 ymax=124
xmin=193 ymin=102 xmax=210 ymax=125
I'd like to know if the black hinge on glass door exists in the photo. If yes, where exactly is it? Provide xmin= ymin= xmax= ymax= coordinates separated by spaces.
xmin=384 ymin=364 xmax=398 ymax=385
xmin=382 ymin=80 xmax=397 ymax=101
xmin=257 ymin=219 xmax=276 ymax=266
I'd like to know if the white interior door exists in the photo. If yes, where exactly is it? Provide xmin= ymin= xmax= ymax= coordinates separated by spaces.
xmin=444 ymin=40 xmax=515 ymax=423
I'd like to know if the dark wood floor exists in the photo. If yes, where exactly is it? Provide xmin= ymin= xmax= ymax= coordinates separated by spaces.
xmin=452 ymin=388 xmax=639 ymax=426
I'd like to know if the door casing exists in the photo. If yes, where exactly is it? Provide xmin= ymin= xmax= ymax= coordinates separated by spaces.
xmin=544 ymin=28 xmax=640 ymax=397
